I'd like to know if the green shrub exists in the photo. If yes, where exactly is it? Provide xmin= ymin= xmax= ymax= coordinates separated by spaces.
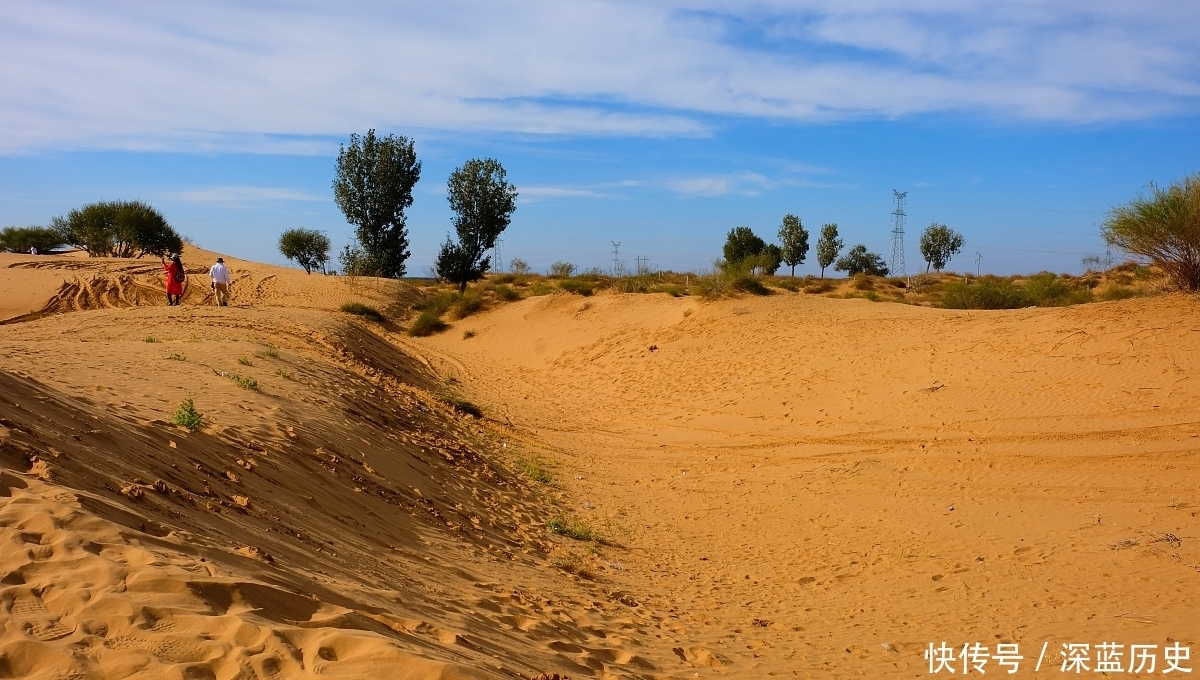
xmin=437 ymin=391 xmax=482 ymax=417
xmin=1100 ymin=285 xmax=1140 ymax=301
xmin=772 ymin=279 xmax=799 ymax=292
xmin=0 ymin=226 xmax=66 ymax=253
xmin=489 ymin=283 xmax=521 ymax=301
xmin=661 ymin=284 xmax=687 ymax=297
xmin=172 ymin=399 xmax=204 ymax=431
xmin=340 ymin=302 xmax=385 ymax=322
xmin=852 ymin=273 xmax=874 ymax=291
xmin=143 ymin=335 xmax=160 ymax=343
xmin=447 ymin=290 xmax=484 ymax=319
xmin=528 ymin=281 xmax=554 ymax=296
xmin=559 ymin=278 xmax=594 ymax=296
xmin=237 ymin=357 xmax=254 ymax=366
xmin=164 ymin=352 xmax=186 ymax=361
xmin=939 ymin=278 xmax=1027 ymax=309
xmin=229 ymin=373 xmax=260 ymax=391
xmin=1021 ymin=272 xmax=1093 ymax=306
xmin=549 ymin=261 xmax=576 ymax=278
xmin=408 ymin=309 xmax=448 ymax=336
xmin=803 ymin=280 xmax=836 ymax=294
xmin=548 ymin=516 xmax=595 ymax=541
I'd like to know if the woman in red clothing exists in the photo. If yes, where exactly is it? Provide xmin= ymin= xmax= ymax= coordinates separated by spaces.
xmin=162 ymin=254 xmax=185 ymax=305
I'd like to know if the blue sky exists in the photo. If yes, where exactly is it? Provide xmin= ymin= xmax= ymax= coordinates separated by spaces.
xmin=2 ymin=1 xmax=1199 ymax=276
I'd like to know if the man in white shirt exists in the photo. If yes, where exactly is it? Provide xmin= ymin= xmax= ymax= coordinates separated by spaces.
xmin=209 ymin=257 xmax=232 ymax=306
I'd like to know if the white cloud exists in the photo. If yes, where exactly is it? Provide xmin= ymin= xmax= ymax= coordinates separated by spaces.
xmin=172 ymin=186 xmax=324 ymax=206
xmin=517 ymin=186 xmax=609 ymax=203
xmin=1 ymin=0 xmax=1198 ymax=153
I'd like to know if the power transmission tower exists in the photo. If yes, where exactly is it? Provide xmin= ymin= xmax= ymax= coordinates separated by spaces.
xmin=890 ymin=190 xmax=907 ymax=279
xmin=975 ymin=252 xmax=983 ymax=276
xmin=634 ymin=255 xmax=650 ymax=276
xmin=491 ymin=238 xmax=503 ymax=273
xmin=611 ymin=241 xmax=625 ymax=276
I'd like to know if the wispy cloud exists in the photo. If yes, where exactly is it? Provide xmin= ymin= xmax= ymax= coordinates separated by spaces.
xmin=517 ymin=185 xmax=609 ymax=202
xmin=1 ymin=1 xmax=1198 ymax=153
xmin=172 ymin=185 xmax=324 ymax=206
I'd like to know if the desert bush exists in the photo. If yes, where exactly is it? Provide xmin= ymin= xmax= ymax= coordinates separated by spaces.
xmin=1103 ymin=172 xmax=1200 ymax=290
xmin=803 ymin=280 xmax=836 ymax=294
xmin=447 ymin=290 xmax=484 ymax=319
xmin=340 ymin=302 xmax=385 ymax=322
xmin=1100 ymin=285 xmax=1140 ymax=301
xmin=172 ymin=399 xmax=204 ymax=431
xmin=527 ymin=281 xmax=554 ymax=296
xmin=549 ymin=261 xmax=576 ymax=278
xmin=885 ymin=277 xmax=907 ymax=288
xmin=521 ymin=458 xmax=553 ymax=484
xmin=1021 ymin=272 xmax=1093 ymax=306
xmin=852 ymin=273 xmax=874 ymax=291
xmin=661 ymin=284 xmax=687 ymax=297
xmin=237 ymin=357 xmax=254 ymax=366
xmin=559 ymin=278 xmax=594 ymax=296
xmin=488 ymin=283 xmax=521 ymax=301
xmin=462 ymin=329 xmax=476 ymax=339
xmin=509 ymin=258 xmax=531 ymax=275
xmin=548 ymin=516 xmax=596 ymax=541
xmin=437 ymin=391 xmax=482 ymax=417
xmin=0 ymin=226 xmax=65 ymax=253
xmin=229 ymin=374 xmax=260 ymax=391
xmin=939 ymin=278 xmax=1027 ymax=309
xmin=408 ymin=309 xmax=448 ymax=336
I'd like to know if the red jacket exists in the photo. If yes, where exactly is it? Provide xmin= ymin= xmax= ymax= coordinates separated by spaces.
xmin=163 ymin=262 xmax=184 ymax=295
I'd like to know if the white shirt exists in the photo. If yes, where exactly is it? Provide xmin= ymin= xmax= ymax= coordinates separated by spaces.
xmin=209 ymin=262 xmax=231 ymax=284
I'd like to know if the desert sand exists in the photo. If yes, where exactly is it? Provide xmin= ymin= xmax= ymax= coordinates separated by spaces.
xmin=1 ymin=246 xmax=1197 ymax=679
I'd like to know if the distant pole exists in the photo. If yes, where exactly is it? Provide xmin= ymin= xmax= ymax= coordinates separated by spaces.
xmin=975 ymin=252 xmax=983 ymax=276
xmin=492 ymin=238 xmax=503 ymax=273
xmin=611 ymin=241 xmax=623 ymax=276
xmin=891 ymin=190 xmax=907 ymax=280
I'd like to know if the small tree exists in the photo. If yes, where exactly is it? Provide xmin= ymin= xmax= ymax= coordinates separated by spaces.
xmin=816 ymin=223 xmax=843 ymax=278
xmin=278 ymin=228 xmax=331 ymax=274
xmin=437 ymin=158 xmax=518 ymax=291
xmin=919 ymin=223 xmax=965 ymax=272
xmin=509 ymin=258 xmax=531 ymax=275
xmin=756 ymin=244 xmax=783 ymax=276
xmin=835 ymin=244 xmax=889 ymax=276
xmin=723 ymin=226 xmax=766 ymax=265
xmin=549 ymin=261 xmax=576 ymax=278
xmin=0 ymin=226 xmax=65 ymax=253
xmin=333 ymin=130 xmax=420 ymax=278
xmin=54 ymin=200 xmax=182 ymax=257
xmin=1103 ymin=173 xmax=1200 ymax=290
xmin=778 ymin=214 xmax=809 ymax=277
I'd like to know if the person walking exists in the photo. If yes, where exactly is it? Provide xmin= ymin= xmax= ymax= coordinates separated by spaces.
xmin=209 ymin=257 xmax=232 ymax=306
xmin=161 ymin=254 xmax=185 ymax=305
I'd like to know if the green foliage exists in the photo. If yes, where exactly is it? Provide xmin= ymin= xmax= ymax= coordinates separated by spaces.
xmin=1021 ymin=272 xmax=1094 ymax=306
xmin=1103 ymin=172 xmax=1200 ymax=290
xmin=778 ymin=214 xmax=809 ymax=276
xmin=489 ymin=283 xmax=521 ymax=301
xmin=333 ymin=130 xmax=420 ymax=278
xmin=278 ymin=228 xmax=331 ymax=274
xmin=521 ymin=458 xmax=553 ymax=484
xmin=919 ymin=223 xmax=965 ymax=272
xmin=237 ymin=357 xmax=254 ymax=366
xmin=723 ymin=226 xmax=767 ymax=264
xmin=508 ymin=258 xmax=531 ymax=275
xmin=408 ymin=309 xmax=448 ymax=336
xmin=229 ymin=374 xmax=260 ymax=391
xmin=447 ymin=290 xmax=484 ymax=319
xmin=0 ymin=226 xmax=65 ymax=253
xmin=54 ymin=200 xmax=182 ymax=258
xmin=528 ymin=281 xmax=555 ymax=296
xmin=816 ymin=223 xmax=843 ymax=278
xmin=835 ymin=244 xmax=889 ymax=276
xmin=256 ymin=346 xmax=279 ymax=359
xmin=438 ymin=158 xmax=518 ymax=291
xmin=172 ymin=399 xmax=204 ymax=431
xmin=757 ymin=244 xmax=783 ymax=276
xmin=696 ymin=259 xmax=770 ymax=298
xmin=143 ymin=335 xmax=159 ymax=343
xmin=559 ymin=278 xmax=594 ymax=296
xmin=1100 ymin=285 xmax=1139 ymax=301
xmin=549 ymin=261 xmax=576 ymax=278
xmin=340 ymin=302 xmax=385 ymax=322
xmin=548 ymin=516 xmax=596 ymax=541
xmin=939 ymin=278 xmax=1027 ymax=309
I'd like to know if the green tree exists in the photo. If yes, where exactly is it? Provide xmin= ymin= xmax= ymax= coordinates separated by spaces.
xmin=333 ymin=130 xmax=420 ymax=278
xmin=1103 ymin=172 xmax=1200 ymax=290
xmin=0 ymin=226 xmax=65 ymax=253
xmin=815 ymin=223 xmax=843 ymax=278
xmin=437 ymin=158 xmax=518 ymax=291
xmin=53 ymin=200 xmax=182 ymax=257
xmin=778 ymin=214 xmax=809 ymax=277
xmin=757 ymin=243 xmax=783 ymax=275
xmin=835 ymin=244 xmax=889 ymax=276
xmin=919 ymin=223 xmax=965 ymax=272
xmin=722 ymin=226 xmax=766 ymax=265
xmin=278 ymin=228 xmax=331 ymax=274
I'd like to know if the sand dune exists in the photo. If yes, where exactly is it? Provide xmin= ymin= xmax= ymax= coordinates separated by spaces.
xmin=1 ymin=250 xmax=1198 ymax=678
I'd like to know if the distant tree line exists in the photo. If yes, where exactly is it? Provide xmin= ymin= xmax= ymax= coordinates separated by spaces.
xmin=2 ymin=200 xmax=183 ymax=257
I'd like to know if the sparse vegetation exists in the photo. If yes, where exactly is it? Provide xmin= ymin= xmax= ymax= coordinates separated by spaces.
xmin=509 ymin=258 xmax=531 ymax=275
xmin=489 ymin=283 xmax=521 ymax=301
xmin=340 ymin=302 xmax=385 ymax=322
xmin=229 ymin=374 xmax=260 ymax=391
xmin=274 ymin=368 xmax=294 ymax=380
xmin=521 ymin=457 xmax=553 ymax=484
xmin=237 ymin=357 xmax=254 ymax=366
xmin=462 ymin=329 xmax=476 ymax=339
xmin=939 ymin=277 xmax=1027 ymax=309
xmin=559 ymin=278 xmax=594 ymax=296
xmin=548 ymin=515 xmax=596 ymax=541
xmin=256 ymin=346 xmax=279 ymax=359
xmin=172 ymin=399 xmax=204 ymax=431
xmin=164 ymin=352 xmax=186 ymax=361
xmin=549 ymin=261 xmax=576 ymax=278
xmin=143 ymin=335 xmax=159 ymax=343
xmin=437 ymin=391 xmax=483 ymax=417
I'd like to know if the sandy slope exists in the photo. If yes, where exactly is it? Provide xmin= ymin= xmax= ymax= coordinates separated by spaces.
xmin=1 ymin=251 xmax=1198 ymax=678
